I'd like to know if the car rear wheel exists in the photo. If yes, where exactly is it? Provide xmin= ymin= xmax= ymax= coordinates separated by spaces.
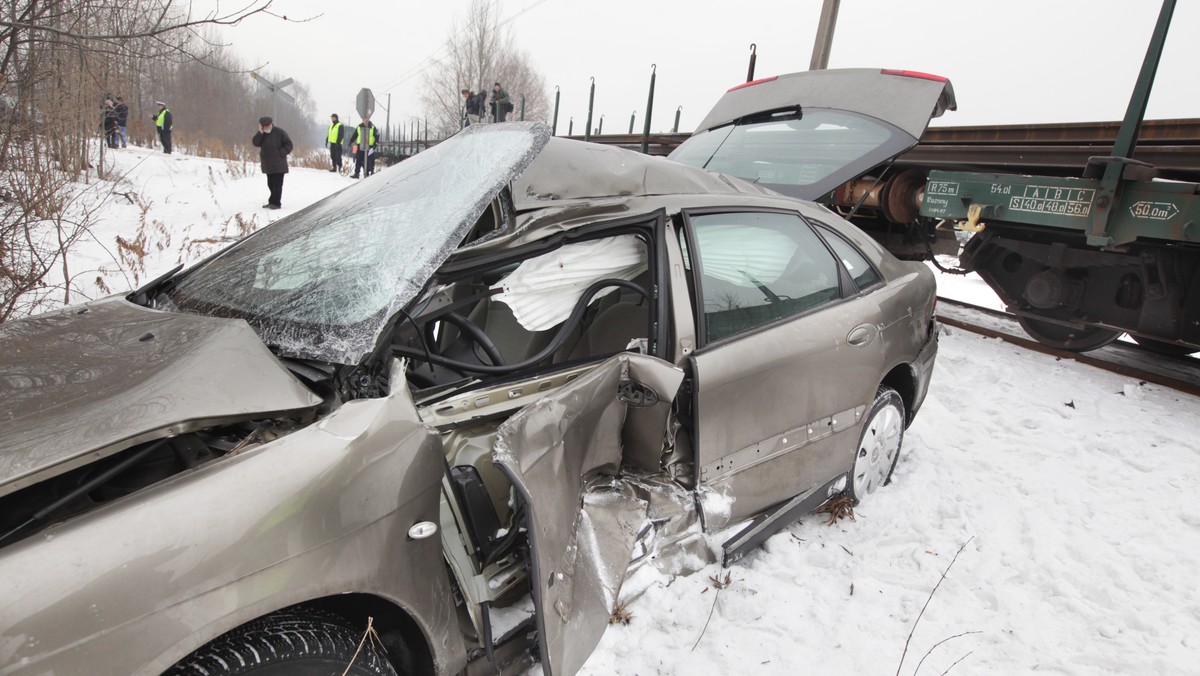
xmin=166 ymin=609 xmax=398 ymax=676
xmin=847 ymin=386 xmax=905 ymax=503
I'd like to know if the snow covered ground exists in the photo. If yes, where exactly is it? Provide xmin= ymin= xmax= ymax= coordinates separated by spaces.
xmin=49 ymin=144 xmax=348 ymax=305
xmin=46 ymin=145 xmax=1200 ymax=675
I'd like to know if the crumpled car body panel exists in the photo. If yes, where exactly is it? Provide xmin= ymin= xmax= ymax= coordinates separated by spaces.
xmin=493 ymin=353 xmax=683 ymax=676
xmin=0 ymin=366 xmax=462 ymax=676
xmin=0 ymin=296 xmax=321 ymax=496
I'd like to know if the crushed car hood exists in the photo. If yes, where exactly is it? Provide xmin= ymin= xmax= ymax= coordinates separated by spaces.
xmin=163 ymin=123 xmax=551 ymax=366
xmin=0 ymin=297 xmax=321 ymax=497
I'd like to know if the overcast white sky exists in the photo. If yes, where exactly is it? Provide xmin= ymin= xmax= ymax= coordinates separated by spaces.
xmin=210 ymin=0 xmax=1197 ymax=138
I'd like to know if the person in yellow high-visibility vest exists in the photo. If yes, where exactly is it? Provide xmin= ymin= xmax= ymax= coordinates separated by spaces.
xmin=350 ymin=118 xmax=378 ymax=179
xmin=326 ymin=114 xmax=344 ymax=173
xmin=150 ymin=101 xmax=172 ymax=154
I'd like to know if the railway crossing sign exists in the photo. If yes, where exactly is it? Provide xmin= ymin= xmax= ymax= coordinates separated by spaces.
xmin=251 ymin=72 xmax=296 ymax=119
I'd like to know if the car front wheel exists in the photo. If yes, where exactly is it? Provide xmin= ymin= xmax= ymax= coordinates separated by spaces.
xmin=847 ymin=386 xmax=905 ymax=503
xmin=166 ymin=609 xmax=399 ymax=676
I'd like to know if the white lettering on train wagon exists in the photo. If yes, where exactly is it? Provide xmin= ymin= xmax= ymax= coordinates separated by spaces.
xmin=1008 ymin=185 xmax=1095 ymax=217
xmin=1129 ymin=201 xmax=1180 ymax=221
xmin=927 ymin=181 xmax=959 ymax=196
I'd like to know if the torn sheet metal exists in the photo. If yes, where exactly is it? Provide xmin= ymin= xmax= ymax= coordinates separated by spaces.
xmin=492 ymin=353 xmax=682 ymax=676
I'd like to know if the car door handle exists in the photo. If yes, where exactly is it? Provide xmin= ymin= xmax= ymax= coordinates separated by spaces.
xmin=846 ymin=324 xmax=876 ymax=347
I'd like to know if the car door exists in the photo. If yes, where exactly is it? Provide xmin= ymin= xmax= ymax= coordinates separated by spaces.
xmin=678 ymin=208 xmax=887 ymax=522
xmin=491 ymin=353 xmax=683 ymax=676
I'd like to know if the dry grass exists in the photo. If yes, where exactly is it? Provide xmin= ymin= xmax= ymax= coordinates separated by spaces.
xmin=815 ymin=495 xmax=856 ymax=526
xmin=608 ymin=602 xmax=633 ymax=626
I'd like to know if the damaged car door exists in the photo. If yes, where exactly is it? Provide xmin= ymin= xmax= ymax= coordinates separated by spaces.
xmin=491 ymin=353 xmax=682 ymax=676
xmin=679 ymin=208 xmax=887 ymax=524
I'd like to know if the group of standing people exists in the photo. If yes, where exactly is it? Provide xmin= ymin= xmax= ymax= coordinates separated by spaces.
xmin=461 ymin=82 xmax=512 ymax=127
xmin=325 ymin=114 xmax=378 ymax=178
xmin=99 ymin=97 xmax=171 ymax=154
xmin=101 ymin=96 xmax=129 ymax=149
xmin=250 ymin=111 xmax=379 ymax=211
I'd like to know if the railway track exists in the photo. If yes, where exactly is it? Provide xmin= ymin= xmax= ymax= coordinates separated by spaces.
xmin=580 ymin=119 xmax=1200 ymax=181
xmin=935 ymin=297 xmax=1200 ymax=397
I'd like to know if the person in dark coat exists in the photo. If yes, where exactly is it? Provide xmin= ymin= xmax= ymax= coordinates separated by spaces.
xmin=102 ymin=98 xmax=119 ymax=149
xmin=349 ymin=118 xmax=378 ymax=179
xmin=461 ymin=88 xmax=484 ymax=126
xmin=115 ymin=97 xmax=129 ymax=148
xmin=251 ymin=116 xmax=293 ymax=209
xmin=151 ymin=101 xmax=172 ymax=153
xmin=327 ymin=113 xmax=344 ymax=172
xmin=489 ymin=82 xmax=511 ymax=122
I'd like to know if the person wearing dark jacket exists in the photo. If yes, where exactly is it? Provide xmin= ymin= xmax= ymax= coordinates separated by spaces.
xmin=350 ymin=119 xmax=378 ymax=178
xmin=461 ymin=89 xmax=484 ymax=126
xmin=251 ymin=116 xmax=293 ymax=209
xmin=327 ymin=113 xmax=344 ymax=172
xmin=489 ymin=82 xmax=510 ymax=122
xmin=102 ymin=98 xmax=119 ymax=149
xmin=115 ymin=97 xmax=129 ymax=148
xmin=151 ymin=101 xmax=172 ymax=154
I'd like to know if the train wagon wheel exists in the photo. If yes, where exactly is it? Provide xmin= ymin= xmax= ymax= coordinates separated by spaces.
xmin=1017 ymin=316 xmax=1121 ymax=352
xmin=1130 ymin=335 xmax=1198 ymax=357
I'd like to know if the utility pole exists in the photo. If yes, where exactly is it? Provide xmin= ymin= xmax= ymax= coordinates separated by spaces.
xmin=809 ymin=0 xmax=841 ymax=70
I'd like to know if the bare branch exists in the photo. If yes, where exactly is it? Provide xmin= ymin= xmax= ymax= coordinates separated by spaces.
xmin=895 ymin=538 xmax=975 ymax=676
xmin=912 ymin=631 xmax=982 ymax=676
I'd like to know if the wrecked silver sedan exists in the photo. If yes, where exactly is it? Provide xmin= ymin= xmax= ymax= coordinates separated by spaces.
xmin=0 ymin=113 xmax=938 ymax=675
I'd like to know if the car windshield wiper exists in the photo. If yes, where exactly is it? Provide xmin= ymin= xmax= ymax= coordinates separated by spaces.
xmin=127 ymin=263 xmax=185 ymax=307
xmin=0 ymin=439 xmax=169 ymax=548
xmin=732 ymin=105 xmax=802 ymax=126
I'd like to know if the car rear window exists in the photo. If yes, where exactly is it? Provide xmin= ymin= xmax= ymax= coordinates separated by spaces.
xmin=670 ymin=108 xmax=912 ymax=200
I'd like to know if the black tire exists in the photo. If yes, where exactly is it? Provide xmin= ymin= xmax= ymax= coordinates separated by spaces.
xmin=846 ymin=386 xmax=905 ymax=503
xmin=166 ymin=609 xmax=398 ymax=676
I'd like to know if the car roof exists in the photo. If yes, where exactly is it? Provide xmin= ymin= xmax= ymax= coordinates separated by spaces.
xmin=511 ymin=136 xmax=781 ymax=210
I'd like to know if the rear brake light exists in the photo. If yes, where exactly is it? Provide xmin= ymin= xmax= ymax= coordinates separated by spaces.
xmin=881 ymin=69 xmax=949 ymax=82
xmin=728 ymin=76 xmax=778 ymax=92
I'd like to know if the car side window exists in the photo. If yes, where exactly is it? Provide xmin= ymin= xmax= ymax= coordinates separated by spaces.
xmin=689 ymin=211 xmax=840 ymax=343
xmin=815 ymin=224 xmax=882 ymax=291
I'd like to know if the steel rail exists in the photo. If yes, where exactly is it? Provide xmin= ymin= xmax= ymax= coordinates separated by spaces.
xmin=935 ymin=297 xmax=1200 ymax=397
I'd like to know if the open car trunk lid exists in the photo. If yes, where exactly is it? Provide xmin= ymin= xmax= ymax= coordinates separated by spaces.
xmin=668 ymin=68 xmax=956 ymax=200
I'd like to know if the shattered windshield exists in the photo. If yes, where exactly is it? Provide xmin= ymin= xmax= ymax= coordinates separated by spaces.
xmin=165 ymin=123 xmax=550 ymax=365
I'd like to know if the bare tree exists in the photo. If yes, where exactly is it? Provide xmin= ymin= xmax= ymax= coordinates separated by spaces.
xmin=0 ymin=0 xmax=315 ymax=322
xmin=420 ymin=0 xmax=549 ymax=137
